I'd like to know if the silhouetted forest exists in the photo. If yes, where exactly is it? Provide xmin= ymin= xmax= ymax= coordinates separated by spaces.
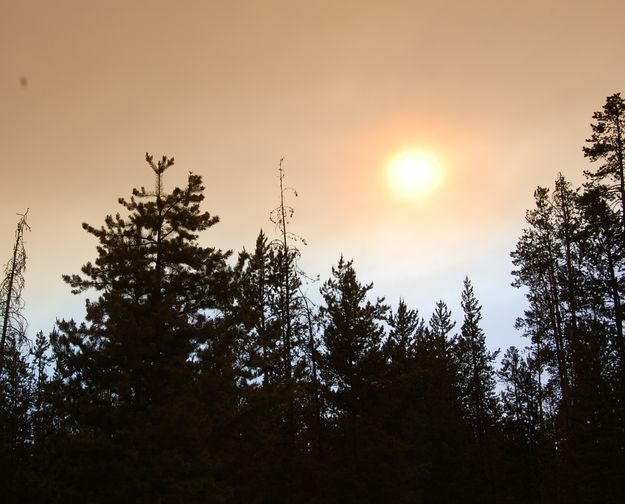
xmin=1 ymin=94 xmax=625 ymax=503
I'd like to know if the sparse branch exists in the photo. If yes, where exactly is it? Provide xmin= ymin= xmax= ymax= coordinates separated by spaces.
xmin=1 ymin=209 xmax=31 ymax=363
xmin=145 ymin=152 xmax=175 ymax=201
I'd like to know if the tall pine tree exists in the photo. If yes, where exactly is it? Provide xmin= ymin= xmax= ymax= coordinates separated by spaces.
xmin=455 ymin=278 xmax=499 ymax=503
xmin=50 ymin=154 xmax=231 ymax=503
xmin=319 ymin=257 xmax=388 ymax=502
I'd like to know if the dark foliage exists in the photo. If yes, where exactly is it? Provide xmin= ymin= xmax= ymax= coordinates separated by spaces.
xmin=2 ymin=95 xmax=625 ymax=503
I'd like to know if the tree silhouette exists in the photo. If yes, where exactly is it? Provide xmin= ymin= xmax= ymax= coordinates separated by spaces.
xmin=455 ymin=277 xmax=499 ymax=503
xmin=319 ymin=257 xmax=388 ymax=502
xmin=0 ymin=210 xmax=33 ymax=503
xmin=583 ymin=93 xmax=625 ymax=231
xmin=0 ymin=210 xmax=30 ymax=364
xmin=50 ymin=154 xmax=231 ymax=503
xmin=4 ymin=92 xmax=625 ymax=503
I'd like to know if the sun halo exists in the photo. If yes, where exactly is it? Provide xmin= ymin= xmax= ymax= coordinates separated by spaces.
xmin=387 ymin=150 xmax=443 ymax=198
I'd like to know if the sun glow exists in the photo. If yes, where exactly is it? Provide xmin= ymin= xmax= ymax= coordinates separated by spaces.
xmin=387 ymin=150 xmax=443 ymax=198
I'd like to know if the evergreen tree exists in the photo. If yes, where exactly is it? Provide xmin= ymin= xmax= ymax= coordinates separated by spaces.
xmin=513 ymin=164 xmax=625 ymax=501
xmin=227 ymin=230 xmax=297 ymax=504
xmin=232 ymin=159 xmax=311 ymax=503
xmin=50 ymin=154 xmax=231 ymax=503
xmin=428 ymin=300 xmax=456 ymax=349
xmin=455 ymin=277 xmax=499 ymax=503
xmin=418 ymin=301 xmax=469 ymax=503
xmin=379 ymin=300 xmax=430 ymax=503
xmin=498 ymin=346 xmax=545 ymax=503
xmin=319 ymin=257 xmax=388 ymax=502
xmin=384 ymin=299 xmax=421 ymax=368
xmin=234 ymin=230 xmax=282 ymax=387
xmin=583 ymin=93 xmax=625 ymax=232
xmin=5 ymin=91 xmax=624 ymax=503
xmin=512 ymin=185 xmax=573 ymax=433
xmin=0 ymin=330 xmax=32 ymax=503
xmin=578 ymin=185 xmax=625 ymax=376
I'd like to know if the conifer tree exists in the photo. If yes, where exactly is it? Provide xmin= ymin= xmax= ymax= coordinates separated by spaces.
xmin=583 ymin=93 xmax=625 ymax=231
xmin=455 ymin=277 xmax=499 ymax=502
xmin=319 ymin=257 xmax=388 ymax=502
xmin=50 ymin=154 xmax=231 ymax=503
xmin=457 ymin=278 xmax=499 ymax=438
xmin=234 ymin=230 xmax=281 ymax=386
xmin=578 ymin=186 xmax=625 ymax=371
xmin=418 ymin=301 xmax=469 ymax=503
xmin=384 ymin=299 xmax=421 ymax=368
xmin=428 ymin=300 xmax=456 ymax=348
xmin=383 ymin=300 xmax=448 ymax=503
xmin=228 ymin=230 xmax=296 ymax=503
xmin=268 ymin=159 xmax=308 ymax=503
xmin=512 ymin=185 xmax=573 ymax=431
xmin=498 ymin=346 xmax=544 ymax=503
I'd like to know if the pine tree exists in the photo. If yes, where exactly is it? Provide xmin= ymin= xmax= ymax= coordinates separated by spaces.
xmin=498 ymin=346 xmax=544 ymax=503
xmin=512 ymin=185 xmax=573 ymax=432
xmin=384 ymin=299 xmax=421 ymax=368
xmin=319 ymin=257 xmax=388 ymax=502
xmin=18 ymin=331 xmax=56 ymax=503
xmin=418 ymin=301 xmax=469 ymax=503
xmin=379 ymin=300 xmax=430 ymax=503
xmin=455 ymin=277 xmax=499 ymax=503
xmin=583 ymin=93 xmax=625 ymax=232
xmin=428 ymin=300 xmax=455 ymax=348
xmin=512 ymin=169 xmax=625 ymax=501
xmin=0 ymin=332 xmax=31 ymax=503
xmin=50 ymin=154 xmax=231 ymax=503
xmin=578 ymin=185 xmax=625 ymax=375
xmin=228 ymin=230 xmax=296 ymax=503
xmin=234 ymin=230 xmax=282 ymax=386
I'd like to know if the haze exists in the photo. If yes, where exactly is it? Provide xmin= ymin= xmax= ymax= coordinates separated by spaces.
xmin=2 ymin=0 xmax=625 ymax=349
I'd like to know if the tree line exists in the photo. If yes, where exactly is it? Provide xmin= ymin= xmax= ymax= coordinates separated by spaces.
xmin=1 ymin=94 xmax=624 ymax=503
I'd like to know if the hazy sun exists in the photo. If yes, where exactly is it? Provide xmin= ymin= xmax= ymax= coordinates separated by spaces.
xmin=387 ymin=150 xmax=443 ymax=198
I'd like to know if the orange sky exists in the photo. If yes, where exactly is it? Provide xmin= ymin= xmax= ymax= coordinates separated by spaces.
xmin=2 ymin=0 xmax=625 ymax=349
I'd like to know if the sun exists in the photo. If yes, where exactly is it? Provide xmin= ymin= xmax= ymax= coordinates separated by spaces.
xmin=387 ymin=150 xmax=443 ymax=198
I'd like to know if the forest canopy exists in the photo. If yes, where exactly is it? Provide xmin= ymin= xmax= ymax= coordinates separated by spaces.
xmin=1 ymin=94 xmax=625 ymax=504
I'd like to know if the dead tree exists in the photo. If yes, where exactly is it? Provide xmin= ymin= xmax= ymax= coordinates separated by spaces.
xmin=0 ymin=210 xmax=30 ymax=365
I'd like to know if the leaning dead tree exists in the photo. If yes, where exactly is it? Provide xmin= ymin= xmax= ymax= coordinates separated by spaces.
xmin=0 ymin=210 xmax=30 ymax=365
